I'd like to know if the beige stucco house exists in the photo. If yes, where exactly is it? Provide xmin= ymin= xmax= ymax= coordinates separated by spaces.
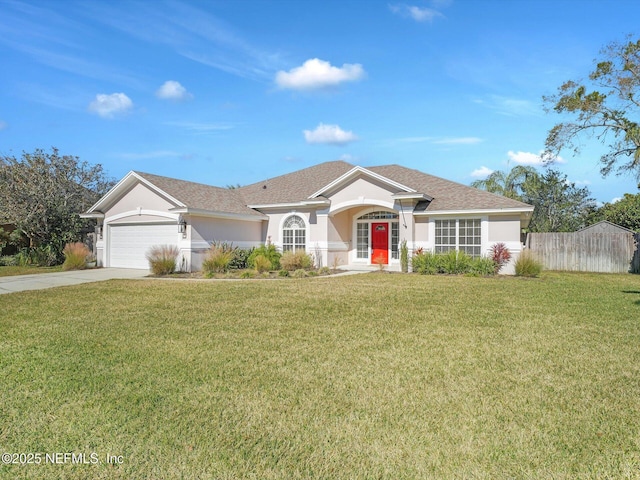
xmin=83 ymin=161 xmax=533 ymax=273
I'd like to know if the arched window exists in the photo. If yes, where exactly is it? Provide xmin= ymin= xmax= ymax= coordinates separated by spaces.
xmin=282 ymin=215 xmax=306 ymax=252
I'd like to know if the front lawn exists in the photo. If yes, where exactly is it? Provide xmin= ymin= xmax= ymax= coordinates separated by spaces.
xmin=0 ymin=265 xmax=63 ymax=277
xmin=1 ymin=273 xmax=639 ymax=479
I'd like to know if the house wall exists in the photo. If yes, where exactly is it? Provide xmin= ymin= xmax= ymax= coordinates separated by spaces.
xmin=487 ymin=215 xmax=521 ymax=242
xmin=325 ymin=176 xmax=397 ymax=213
xmin=189 ymin=216 xmax=263 ymax=270
xmin=97 ymin=182 xmax=180 ymax=269
xmin=414 ymin=216 xmax=429 ymax=250
xmin=104 ymin=183 xmax=176 ymax=218
xmin=488 ymin=214 xmax=524 ymax=274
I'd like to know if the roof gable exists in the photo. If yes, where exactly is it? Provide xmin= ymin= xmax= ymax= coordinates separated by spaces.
xmin=86 ymin=171 xmax=262 ymax=218
xmin=309 ymin=166 xmax=416 ymax=199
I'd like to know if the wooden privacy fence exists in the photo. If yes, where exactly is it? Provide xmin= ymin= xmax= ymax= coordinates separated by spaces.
xmin=526 ymin=232 xmax=640 ymax=274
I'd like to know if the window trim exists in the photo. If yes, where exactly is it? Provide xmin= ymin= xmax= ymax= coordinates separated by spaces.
xmin=280 ymin=213 xmax=308 ymax=253
xmin=434 ymin=217 xmax=484 ymax=258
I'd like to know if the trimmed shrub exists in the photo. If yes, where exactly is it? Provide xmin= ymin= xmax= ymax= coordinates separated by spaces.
xmin=253 ymin=254 xmax=272 ymax=273
xmin=229 ymin=248 xmax=253 ymax=270
xmin=248 ymin=244 xmax=281 ymax=270
xmin=515 ymin=250 xmax=543 ymax=277
xmin=292 ymin=269 xmax=307 ymax=278
xmin=62 ymin=242 xmax=90 ymax=271
xmin=280 ymin=250 xmax=313 ymax=271
xmin=412 ymin=250 xmax=439 ymax=275
xmin=318 ymin=266 xmax=331 ymax=276
xmin=491 ymin=242 xmax=512 ymax=274
xmin=469 ymin=256 xmax=496 ymax=276
xmin=440 ymin=250 xmax=472 ymax=274
xmin=146 ymin=244 xmax=180 ymax=275
xmin=413 ymin=250 xmax=496 ymax=276
xmin=202 ymin=243 xmax=234 ymax=276
xmin=278 ymin=269 xmax=289 ymax=277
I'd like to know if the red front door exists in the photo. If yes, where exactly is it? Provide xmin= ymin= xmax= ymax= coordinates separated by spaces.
xmin=371 ymin=223 xmax=389 ymax=265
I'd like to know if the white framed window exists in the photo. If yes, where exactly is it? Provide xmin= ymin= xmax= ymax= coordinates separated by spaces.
xmin=391 ymin=222 xmax=399 ymax=259
xmin=435 ymin=219 xmax=456 ymax=253
xmin=435 ymin=219 xmax=482 ymax=257
xmin=282 ymin=215 xmax=306 ymax=252
xmin=356 ymin=223 xmax=369 ymax=259
xmin=459 ymin=219 xmax=481 ymax=257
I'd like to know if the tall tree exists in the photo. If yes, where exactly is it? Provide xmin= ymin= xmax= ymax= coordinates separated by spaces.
xmin=523 ymin=169 xmax=597 ymax=232
xmin=543 ymin=37 xmax=640 ymax=178
xmin=597 ymin=193 xmax=640 ymax=232
xmin=0 ymin=148 xmax=114 ymax=259
xmin=471 ymin=165 xmax=538 ymax=200
xmin=471 ymin=166 xmax=597 ymax=232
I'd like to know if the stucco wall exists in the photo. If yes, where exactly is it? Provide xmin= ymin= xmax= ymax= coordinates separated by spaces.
xmin=189 ymin=216 xmax=263 ymax=270
xmin=104 ymin=183 xmax=175 ymax=218
xmin=414 ymin=216 xmax=429 ymax=248
xmin=326 ymin=175 xmax=397 ymax=211
xmin=488 ymin=215 xmax=521 ymax=243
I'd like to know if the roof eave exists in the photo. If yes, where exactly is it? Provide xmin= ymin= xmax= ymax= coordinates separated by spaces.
xmin=170 ymin=207 xmax=266 ymax=222
xmin=247 ymin=199 xmax=331 ymax=210
xmin=392 ymin=192 xmax=433 ymax=201
xmin=79 ymin=212 xmax=105 ymax=219
xmin=413 ymin=207 xmax=535 ymax=216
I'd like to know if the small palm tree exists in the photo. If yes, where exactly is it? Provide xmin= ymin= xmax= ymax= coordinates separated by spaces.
xmin=471 ymin=165 xmax=539 ymax=200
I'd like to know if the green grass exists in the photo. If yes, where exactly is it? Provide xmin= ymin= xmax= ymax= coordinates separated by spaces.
xmin=0 ymin=265 xmax=63 ymax=277
xmin=1 ymin=272 xmax=640 ymax=479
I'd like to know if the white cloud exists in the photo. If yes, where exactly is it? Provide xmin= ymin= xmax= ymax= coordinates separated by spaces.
xmin=507 ymin=150 xmax=566 ymax=166
xmin=156 ymin=80 xmax=193 ymax=101
xmin=0 ymin=120 xmax=7 ymax=130
xmin=610 ymin=197 xmax=622 ymax=204
xmin=304 ymin=123 xmax=358 ymax=145
xmin=471 ymin=166 xmax=494 ymax=178
xmin=88 ymin=93 xmax=133 ymax=118
xmin=389 ymin=4 xmax=444 ymax=22
xmin=276 ymin=58 xmax=365 ymax=91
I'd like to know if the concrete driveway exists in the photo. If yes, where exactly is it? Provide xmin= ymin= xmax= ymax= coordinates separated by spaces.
xmin=0 ymin=268 xmax=149 ymax=295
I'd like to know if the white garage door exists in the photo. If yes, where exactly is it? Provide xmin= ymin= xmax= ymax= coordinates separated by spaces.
xmin=109 ymin=224 xmax=179 ymax=269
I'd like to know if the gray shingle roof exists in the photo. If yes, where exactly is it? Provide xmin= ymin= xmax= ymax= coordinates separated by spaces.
xmin=237 ymin=161 xmax=354 ymax=205
xmin=134 ymin=161 xmax=532 ymax=216
xmin=367 ymin=164 xmax=532 ymax=211
xmin=134 ymin=172 xmax=264 ymax=217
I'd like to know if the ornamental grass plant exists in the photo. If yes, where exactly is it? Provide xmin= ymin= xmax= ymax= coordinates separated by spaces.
xmin=515 ymin=249 xmax=544 ymax=277
xmin=61 ymin=242 xmax=90 ymax=271
xmin=146 ymin=244 xmax=180 ymax=275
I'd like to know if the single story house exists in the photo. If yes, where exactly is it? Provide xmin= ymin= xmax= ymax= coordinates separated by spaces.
xmin=82 ymin=161 xmax=533 ymax=273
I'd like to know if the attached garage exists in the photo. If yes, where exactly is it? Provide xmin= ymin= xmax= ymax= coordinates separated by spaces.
xmin=108 ymin=223 xmax=179 ymax=269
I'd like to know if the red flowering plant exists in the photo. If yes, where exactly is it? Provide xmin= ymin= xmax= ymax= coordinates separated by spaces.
xmin=490 ymin=242 xmax=512 ymax=274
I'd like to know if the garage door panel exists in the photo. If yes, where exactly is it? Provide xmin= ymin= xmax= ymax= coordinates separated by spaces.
xmin=109 ymin=224 xmax=179 ymax=269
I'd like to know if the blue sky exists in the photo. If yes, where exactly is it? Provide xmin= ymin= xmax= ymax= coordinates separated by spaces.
xmin=1 ymin=0 xmax=638 ymax=203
